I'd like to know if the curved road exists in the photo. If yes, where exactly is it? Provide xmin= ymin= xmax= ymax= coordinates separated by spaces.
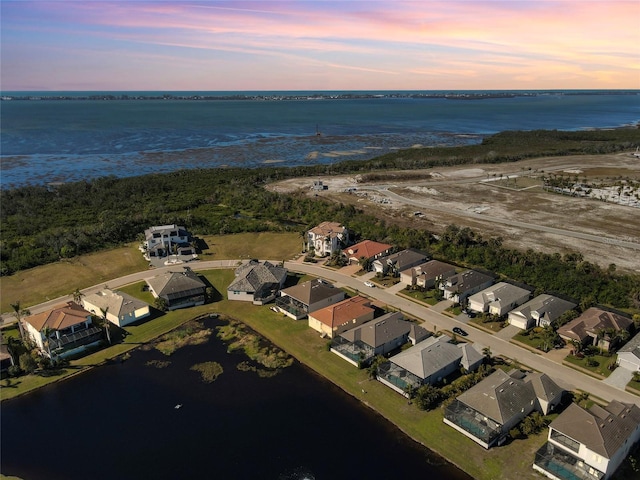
xmin=4 ymin=259 xmax=638 ymax=407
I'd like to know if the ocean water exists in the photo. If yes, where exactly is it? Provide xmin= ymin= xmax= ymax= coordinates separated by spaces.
xmin=1 ymin=91 xmax=638 ymax=188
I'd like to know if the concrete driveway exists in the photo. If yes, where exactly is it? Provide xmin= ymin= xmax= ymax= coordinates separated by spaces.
xmin=604 ymin=366 xmax=635 ymax=389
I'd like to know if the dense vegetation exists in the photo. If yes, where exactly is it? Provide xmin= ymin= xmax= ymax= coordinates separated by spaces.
xmin=1 ymin=129 xmax=639 ymax=310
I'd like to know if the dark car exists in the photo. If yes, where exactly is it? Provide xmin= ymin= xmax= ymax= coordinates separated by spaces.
xmin=453 ymin=327 xmax=468 ymax=337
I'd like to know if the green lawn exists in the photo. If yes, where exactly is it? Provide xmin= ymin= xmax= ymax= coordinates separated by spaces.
xmin=564 ymin=353 xmax=616 ymax=378
xmin=1 ymin=268 xmax=557 ymax=479
xmin=400 ymin=287 xmax=441 ymax=306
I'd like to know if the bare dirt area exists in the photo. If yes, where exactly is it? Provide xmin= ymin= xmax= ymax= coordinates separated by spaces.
xmin=267 ymin=153 xmax=640 ymax=273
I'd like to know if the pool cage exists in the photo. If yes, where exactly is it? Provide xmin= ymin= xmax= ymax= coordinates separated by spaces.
xmin=331 ymin=336 xmax=376 ymax=366
xmin=533 ymin=443 xmax=604 ymax=480
xmin=377 ymin=361 xmax=422 ymax=393
xmin=443 ymin=399 xmax=503 ymax=447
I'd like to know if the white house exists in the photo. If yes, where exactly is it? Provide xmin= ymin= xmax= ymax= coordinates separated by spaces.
xmin=227 ymin=260 xmax=287 ymax=304
xmin=82 ymin=289 xmax=151 ymax=327
xmin=441 ymin=270 xmax=494 ymax=304
xmin=534 ymin=401 xmax=640 ymax=480
xmin=467 ymin=282 xmax=531 ymax=316
xmin=617 ymin=332 xmax=640 ymax=371
xmin=507 ymin=294 xmax=577 ymax=330
xmin=142 ymin=224 xmax=191 ymax=258
xmin=307 ymin=222 xmax=348 ymax=256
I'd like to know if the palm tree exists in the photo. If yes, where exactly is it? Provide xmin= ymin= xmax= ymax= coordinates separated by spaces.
xmin=71 ymin=288 xmax=84 ymax=305
xmin=99 ymin=307 xmax=112 ymax=345
xmin=41 ymin=325 xmax=56 ymax=359
xmin=10 ymin=301 xmax=30 ymax=342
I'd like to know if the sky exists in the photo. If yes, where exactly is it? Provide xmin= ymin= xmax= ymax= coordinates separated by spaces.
xmin=1 ymin=0 xmax=639 ymax=91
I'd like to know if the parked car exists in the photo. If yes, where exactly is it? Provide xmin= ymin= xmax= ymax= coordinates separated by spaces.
xmin=364 ymin=281 xmax=375 ymax=288
xmin=453 ymin=327 xmax=468 ymax=337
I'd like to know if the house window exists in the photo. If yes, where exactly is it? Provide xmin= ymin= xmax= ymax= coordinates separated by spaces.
xmin=550 ymin=429 xmax=580 ymax=453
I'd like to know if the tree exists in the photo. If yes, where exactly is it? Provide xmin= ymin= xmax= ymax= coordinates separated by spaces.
xmin=71 ymin=288 xmax=84 ymax=305
xmin=99 ymin=307 xmax=112 ymax=345
xmin=10 ymin=301 xmax=30 ymax=342
xmin=41 ymin=325 xmax=57 ymax=359
xmin=19 ymin=352 xmax=37 ymax=374
xmin=415 ymin=384 xmax=441 ymax=411
xmin=154 ymin=297 xmax=168 ymax=312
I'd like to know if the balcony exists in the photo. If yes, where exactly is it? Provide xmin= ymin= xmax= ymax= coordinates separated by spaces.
xmin=50 ymin=326 xmax=103 ymax=354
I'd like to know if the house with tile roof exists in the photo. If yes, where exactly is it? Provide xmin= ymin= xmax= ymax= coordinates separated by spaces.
xmin=534 ymin=401 xmax=640 ymax=480
xmin=82 ymin=289 xmax=151 ymax=327
xmin=377 ymin=335 xmax=483 ymax=395
xmin=307 ymin=221 xmax=348 ymax=256
xmin=275 ymin=279 xmax=346 ymax=320
xmin=308 ymin=296 xmax=374 ymax=338
xmin=441 ymin=270 xmax=494 ymax=304
xmin=373 ymin=248 xmax=429 ymax=276
xmin=617 ymin=331 xmax=640 ymax=371
xmin=443 ymin=369 xmax=564 ymax=448
xmin=145 ymin=267 xmax=207 ymax=310
xmin=227 ymin=260 xmax=287 ymax=305
xmin=557 ymin=307 xmax=633 ymax=352
xmin=399 ymin=259 xmax=456 ymax=288
xmin=468 ymin=282 xmax=531 ymax=317
xmin=508 ymin=294 xmax=577 ymax=330
xmin=331 ymin=312 xmax=424 ymax=366
xmin=344 ymin=240 xmax=393 ymax=266
xmin=23 ymin=302 xmax=103 ymax=358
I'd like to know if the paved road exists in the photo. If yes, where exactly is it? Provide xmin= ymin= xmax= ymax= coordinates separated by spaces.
xmin=361 ymin=185 xmax=640 ymax=250
xmin=3 ymin=258 xmax=638 ymax=407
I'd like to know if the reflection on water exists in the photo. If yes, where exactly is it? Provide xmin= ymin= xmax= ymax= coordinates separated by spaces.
xmin=1 ymin=317 xmax=471 ymax=480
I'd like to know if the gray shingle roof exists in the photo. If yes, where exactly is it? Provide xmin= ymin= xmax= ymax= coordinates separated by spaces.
xmin=390 ymin=335 xmax=462 ymax=379
xmin=444 ymin=270 xmax=494 ymax=294
xmin=618 ymin=331 xmax=640 ymax=359
xmin=280 ymin=279 xmax=341 ymax=305
xmin=550 ymin=401 xmax=640 ymax=458
xmin=509 ymin=294 xmax=576 ymax=325
xmin=340 ymin=312 xmax=409 ymax=348
xmin=83 ymin=289 xmax=149 ymax=317
xmin=145 ymin=267 xmax=206 ymax=299
xmin=228 ymin=260 xmax=287 ymax=293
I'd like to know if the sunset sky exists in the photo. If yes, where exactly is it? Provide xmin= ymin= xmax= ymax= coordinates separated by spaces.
xmin=1 ymin=0 xmax=639 ymax=91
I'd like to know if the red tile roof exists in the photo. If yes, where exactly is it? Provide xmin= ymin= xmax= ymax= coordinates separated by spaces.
xmin=346 ymin=240 xmax=392 ymax=260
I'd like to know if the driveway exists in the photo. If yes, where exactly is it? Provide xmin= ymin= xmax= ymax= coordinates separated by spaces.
xmin=604 ymin=365 xmax=635 ymax=389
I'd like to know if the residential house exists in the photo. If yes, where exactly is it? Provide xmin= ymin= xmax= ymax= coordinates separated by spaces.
xmin=508 ymin=294 xmax=577 ymax=330
xmin=441 ymin=270 xmax=494 ymax=305
xmin=617 ymin=332 xmax=640 ymax=371
xmin=308 ymin=296 xmax=375 ymax=338
xmin=142 ymin=224 xmax=191 ymax=258
xmin=23 ymin=302 xmax=103 ymax=359
xmin=557 ymin=307 xmax=633 ymax=352
xmin=275 ymin=279 xmax=346 ymax=320
xmin=344 ymin=240 xmax=393 ymax=266
xmin=399 ymin=260 xmax=456 ymax=288
xmin=373 ymin=248 xmax=429 ymax=276
xmin=444 ymin=369 xmax=564 ymax=449
xmin=534 ymin=401 xmax=640 ymax=480
xmin=82 ymin=289 xmax=151 ymax=327
xmin=377 ymin=335 xmax=483 ymax=395
xmin=307 ymin=222 xmax=348 ymax=256
xmin=227 ymin=260 xmax=287 ymax=305
xmin=331 ymin=312 xmax=423 ymax=366
xmin=467 ymin=282 xmax=531 ymax=317
xmin=145 ymin=267 xmax=207 ymax=310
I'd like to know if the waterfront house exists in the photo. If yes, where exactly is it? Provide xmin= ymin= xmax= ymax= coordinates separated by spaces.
xmin=308 ymin=296 xmax=374 ymax=338
xmin=82 ymin=289 xmax=151 ymax=327
xmin=307 ymin=222 xmax=348 ymax=256
xmin=373 ymin=248 xmax=429 ymax=276
xmin=344 ymin=240 xmax=393 ymax=266
xmin=557 ymin=307 xmax=633 ymax=352
xmin=399 ymin=259 xmax=456 ymax=288
xmin=23 ymin=302 xmax=103 ymax=359
xmin=145 ymin=267 xmax=206 ymax=310
xmin=141 ymin=224 xmax=191 ymax=258
xmin=275 ymin=279 xmax=345 ymax=320
xmin=441 ymin=270 xmax=494 ymax=305
xmin=534 ymin=401 xmax=640 ymax=480
xmin=616 ymin=331 xmax=640 ymax=371
xmin=467 ymin=282 xmax=531 ymax=317
xmin=227 ymin=260 xmax=287 ymax=305
xmin=508 ymin=294 xmax=577 ymax=330
xmin=443 ymin=369 xmax=564 ymax=449
xmin=331 ymin=312 xmax=420 ymax=366
xmin=377 ymin=335 xmax=483 ymax=395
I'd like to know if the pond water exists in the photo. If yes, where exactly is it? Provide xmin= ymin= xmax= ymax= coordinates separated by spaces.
xmin=1 ymin=317 xmax=471 ymax=480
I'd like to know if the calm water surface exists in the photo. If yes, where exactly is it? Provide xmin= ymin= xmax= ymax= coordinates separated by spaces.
xmin=1 ymin=317 xmax=471 ymax=480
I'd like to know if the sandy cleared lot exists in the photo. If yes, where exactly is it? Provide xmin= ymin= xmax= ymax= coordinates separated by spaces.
xmin=268 ymin=153 xmax=640 ymax=273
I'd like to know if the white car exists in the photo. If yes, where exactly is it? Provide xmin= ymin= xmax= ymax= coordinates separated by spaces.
xmin=364 ymin=281 xmax=375 ymax=288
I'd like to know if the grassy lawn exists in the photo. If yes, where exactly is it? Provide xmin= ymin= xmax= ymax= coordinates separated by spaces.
xmin=469 ymin=317 xmax=506 ymax=333
xmin=564 ymin=353 xmax=616 ymax=378
xmin=370 ymin=274 xmax=399 ymax=287
xmin=0 ymin=232 xmax=301 ymax=313
xmin=400 ymin=287 xmax=440 ymax=306
xmin=1 ymin=267 xmax=559 ymax=479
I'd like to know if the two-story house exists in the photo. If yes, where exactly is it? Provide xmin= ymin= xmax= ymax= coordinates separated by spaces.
xmin=534 ymin=401 xmax=640 ymax=480
xmin=307 ymin=222 xmax=348 ymax=256
xmin=142 ymin=224 xmax=191 ymax=258
xmin=508 ymin=294 xmax=577 ymax=330
xmin=441 ymin=270 xmax=494 ymax=305
xmin=467 ymin=282 xmax=531 ymax=317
